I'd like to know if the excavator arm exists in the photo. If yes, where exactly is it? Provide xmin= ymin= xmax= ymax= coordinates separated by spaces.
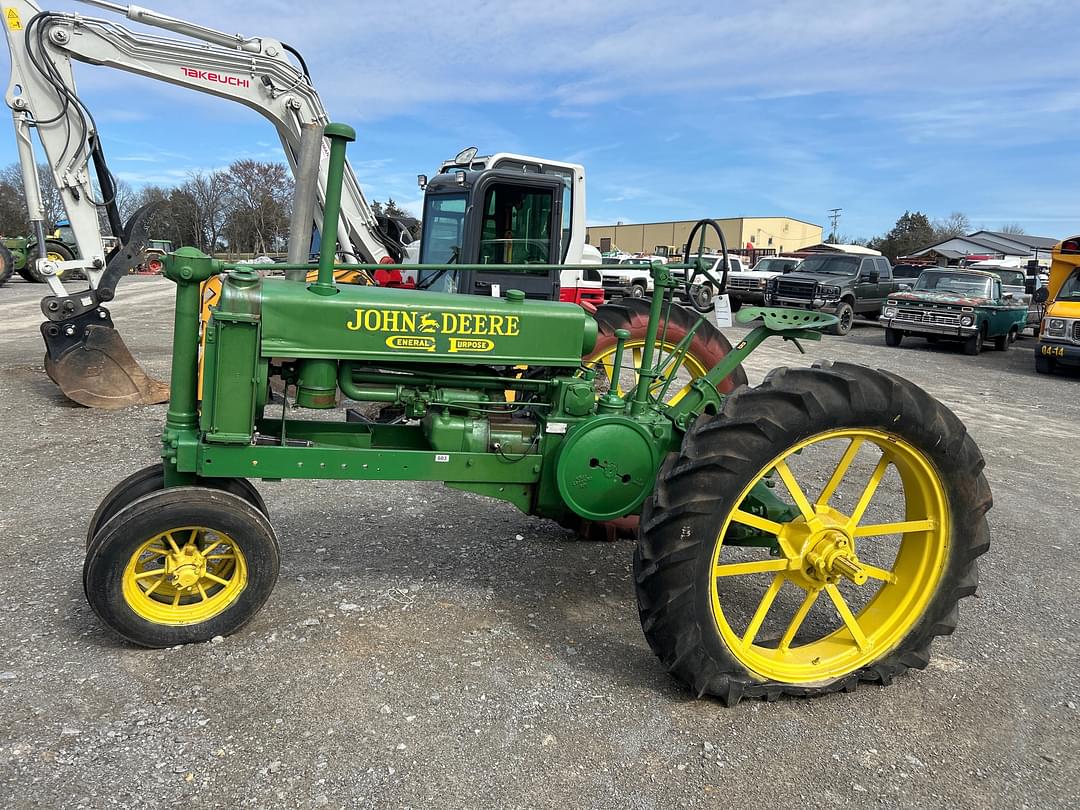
xmin=1 ymin=0 xmax=402 ymax=407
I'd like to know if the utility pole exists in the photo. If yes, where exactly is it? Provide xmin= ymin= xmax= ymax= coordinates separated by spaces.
xmin=828 ymin=208 xmax=842 ymax=242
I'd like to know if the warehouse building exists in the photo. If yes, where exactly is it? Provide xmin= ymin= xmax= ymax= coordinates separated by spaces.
xmin=586 ymin=217 xmax=823 ymax=257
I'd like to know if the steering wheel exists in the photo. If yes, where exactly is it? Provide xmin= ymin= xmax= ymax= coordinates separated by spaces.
xmin=681 ymin=218 xmax=730 ymax=313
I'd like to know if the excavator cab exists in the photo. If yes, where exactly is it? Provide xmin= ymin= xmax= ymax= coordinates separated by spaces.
xmin=417 ymin=168 xmax=565 ymax=300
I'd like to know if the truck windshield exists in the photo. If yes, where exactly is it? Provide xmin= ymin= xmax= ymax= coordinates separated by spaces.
xmin=915 ymin=272 xmax=993 ymax=298
xmin=986 ymin=269 xmax=1025 ymax=287
xmin=1057 ymin=268 xmax=1080 ymax=300
xmin=754 ymin=258 xmax=798 ymax=273
xmin=419 ymin=193 xmax=467 ymax=264
xmin=797 ymin=255 xmax=861 ymax=274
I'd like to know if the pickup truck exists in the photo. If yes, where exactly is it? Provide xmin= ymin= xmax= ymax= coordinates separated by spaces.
xmin=674 ymin=254 xmax=745 ymax=309
xmin=763 ymin=253 xmax=900 ymax=335
xmin=881 ymin=268 xmax=1028 ymax=355
xmin=599 ymin=256 xmax=664 ymax=299
xmin=726 ymin=256 xmax=801 ymax=311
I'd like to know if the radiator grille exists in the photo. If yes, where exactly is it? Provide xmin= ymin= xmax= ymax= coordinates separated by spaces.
xmin=894 ymin=307 xmax=961 ymax=326
xmin=775 ymin=280 xmax=815 ymax=300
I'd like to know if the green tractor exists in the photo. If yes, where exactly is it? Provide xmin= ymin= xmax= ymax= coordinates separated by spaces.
xmin=82 ymin=125 xmax=992 ymax=705
xmin=2 ymin=220 xmax=81 ymax=283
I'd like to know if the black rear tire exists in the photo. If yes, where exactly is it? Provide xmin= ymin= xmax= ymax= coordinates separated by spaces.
xmin=884 ymin=328 xmax=902 ymax=347
xmin=84 ymin=488 xmax=280 ymax=648
xmin=635 ymin=361 xmax=991 ymax=704
xmin=22 ymin=241 xmax=75 ymax=283
xmin=86 ymin=462 xmax=268 ymax=547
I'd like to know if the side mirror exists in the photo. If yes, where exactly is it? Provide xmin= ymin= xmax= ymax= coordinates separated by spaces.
xmin=865 ymin=270 xmax=880 ymax=283
xmin=1003 ymin=292 xmax=1014 ymax=300
xmin=1033 ymin=286 xmax=1050 ymax=304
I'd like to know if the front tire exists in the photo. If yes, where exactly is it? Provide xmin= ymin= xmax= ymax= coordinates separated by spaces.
xmin=84 ymin=488 xmax=280 ymax=648
xmin=635 ymin=361 xmax=991 ymax=704
xmin=962 ymin=327 xmax=984 ymax=356
xmin=1035 ymin=353 xmax=1055 ymax=374
xmin=827 ymin=301 xmax=855 ymax=336
xmin=630 ymin=283 xmax=647 ymax=299
xmin=86 ymin=462 xmax=268 ymax=547
xmin=884 ymin=328 xmax=903 ymax=347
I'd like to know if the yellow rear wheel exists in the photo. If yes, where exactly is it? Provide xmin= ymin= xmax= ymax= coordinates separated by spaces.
xmin=709 ymin=428 xmax=948 ymax=684
xmin=635 ymin=361 xmax=991 ymax=704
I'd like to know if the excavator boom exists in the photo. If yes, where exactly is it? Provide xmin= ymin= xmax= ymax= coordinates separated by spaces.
xmin=1 ymin=0 xmax=402 ymax=407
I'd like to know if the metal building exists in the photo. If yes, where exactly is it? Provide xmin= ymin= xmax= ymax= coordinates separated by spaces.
xmin=586 ymin=217 xmax=823 ymax=257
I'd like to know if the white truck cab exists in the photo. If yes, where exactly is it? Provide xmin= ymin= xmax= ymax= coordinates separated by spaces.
xmin=599 ymin=255 xmax=667 ymax=299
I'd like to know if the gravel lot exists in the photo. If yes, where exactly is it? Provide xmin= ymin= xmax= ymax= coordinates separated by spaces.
xmin=1 ymin=275 xmax=1077 ymax=809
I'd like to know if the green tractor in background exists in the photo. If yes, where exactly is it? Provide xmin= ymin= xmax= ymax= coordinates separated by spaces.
xmin=2 ymin=219 xmax=81 ymax=283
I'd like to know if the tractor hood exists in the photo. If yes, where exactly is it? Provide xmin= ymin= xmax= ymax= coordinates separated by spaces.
xmin=889 ymin=290 xmax=993 ymax=307
xmin=221 ymin=274 xmax=598 ymax=367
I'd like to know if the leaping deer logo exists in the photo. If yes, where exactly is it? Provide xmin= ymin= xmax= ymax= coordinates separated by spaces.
xmin=418 ymin=312 xmax=439 ymax=333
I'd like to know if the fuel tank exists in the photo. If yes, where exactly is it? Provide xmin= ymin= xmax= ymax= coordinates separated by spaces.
xmin=224 ymin=273 xmax=597 ymax=366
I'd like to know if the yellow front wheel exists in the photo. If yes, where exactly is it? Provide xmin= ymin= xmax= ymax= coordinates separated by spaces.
xmin=84 ymin=488 xmax=279 ymax=647
xmin=635 ymin=360 xmax=991 ymax=705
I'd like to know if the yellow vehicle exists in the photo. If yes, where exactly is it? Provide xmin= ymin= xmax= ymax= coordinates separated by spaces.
xmin=1035 ymin=236 xmax=1080 ymax=374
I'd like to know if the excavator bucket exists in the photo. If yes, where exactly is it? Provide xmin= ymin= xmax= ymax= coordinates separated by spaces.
xmin=38 ymin=204 xmax=170 ymax=409
xmin=43 ymin=322 xmax=170 ymax=409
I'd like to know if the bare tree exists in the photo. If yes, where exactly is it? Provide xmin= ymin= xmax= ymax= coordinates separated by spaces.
xmin=999 ymin=223 xmax=1026 ymax=235
xmin=223 ymin=160 xmax=293 ymax=254
xmin=181 ymin=170 xmax=230 ymax=253
xmin=0 ymin=162 xmax=64 ymax=234
xmin=933 ymin=211 xmax=970 ymax=241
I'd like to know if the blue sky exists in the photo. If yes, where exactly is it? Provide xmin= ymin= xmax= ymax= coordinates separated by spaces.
xmin=3 ymin=0 xmax=1080 ymax=240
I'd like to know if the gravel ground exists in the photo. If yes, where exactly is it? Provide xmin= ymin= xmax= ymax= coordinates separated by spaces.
xmin=1 ymin=275 xmax=1077 ymax=809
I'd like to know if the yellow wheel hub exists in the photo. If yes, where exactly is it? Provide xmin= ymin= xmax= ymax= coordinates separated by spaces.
xmin=588 ymin=338 xmax=709 ymax=406
xmin=121 ymin=527 xmax=247 ymax=625
xmin=710 ymin=428 xmax=949 ymax=684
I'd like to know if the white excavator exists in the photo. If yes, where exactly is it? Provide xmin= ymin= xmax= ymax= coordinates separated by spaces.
xmin=2 ymin=0 xmax=604 ymax=407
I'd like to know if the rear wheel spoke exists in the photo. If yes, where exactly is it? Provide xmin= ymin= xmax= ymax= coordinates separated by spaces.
xmin=729 ymin=509 xmax=784 ymax=537
xmin=775 ymin=460 xmax=815 ymax=521
xmin=853 ymin=518 xmax=935 ymax=537
xmin=817 ymin=437 xmax=864 ymax=507
xmin=825 ymin=584 xmax=869 ymax=650
xmin=861 ymin=563 xmax=898 ymax=584
xmin=847 ymin=454 xmax=891 ymax=529
xmin=714 ymin=558 xmax=789 ymax=578
xmin=741 ymin=574 xmax=785 ymax=647
xmin=778 ymin=587 xmax=820 ymax=651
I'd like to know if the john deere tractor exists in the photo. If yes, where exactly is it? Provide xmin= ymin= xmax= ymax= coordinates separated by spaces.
xmin=3 ymin=220 xmax=81 ymax=283
xmin=82 ymin=125 xmax=992 ymax=705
